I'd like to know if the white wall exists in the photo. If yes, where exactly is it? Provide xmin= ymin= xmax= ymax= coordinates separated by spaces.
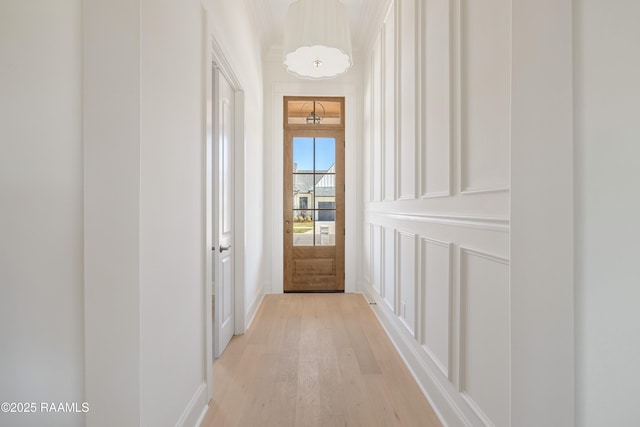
xmin=84 ymin=0 xmax=142 ymax=425
xmin=511 ymin=0 xmax=574 ymax=424
xmin=361 ymin=0 xmax=574 ymax=425
xmin=0 ymin=2 xmax=85 ymax=427
xmin=208 ymin=0 xmax=267 ymax=324
xmin=574 ymin=1 xmax=640 ymax=425
xmin=2 ymin=1 xmax=264 ymax=425
xmin=139 ymin=0 xmax=207 ymax=425
xmin=83 ymin=0 xmax=266 ymax=426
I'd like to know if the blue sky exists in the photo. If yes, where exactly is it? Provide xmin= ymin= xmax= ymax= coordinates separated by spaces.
xmin=293 ymin=137 xmax=335 ymax=171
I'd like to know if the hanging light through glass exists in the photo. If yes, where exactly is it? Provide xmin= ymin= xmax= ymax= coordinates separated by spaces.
xmin=283 ymin=0 xmax=353 ymax=80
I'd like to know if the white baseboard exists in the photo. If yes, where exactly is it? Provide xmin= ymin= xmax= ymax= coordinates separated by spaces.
xmin=175 ymin=382 xmax=207 ymax=427
xmin=359 ymin=284 xmax=471 ymax=427
xmin=246 ymin=286 xmax=265 ymax=331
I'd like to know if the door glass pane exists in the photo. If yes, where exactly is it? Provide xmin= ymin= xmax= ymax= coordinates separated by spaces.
xmin=293 ymin=137 xmax=314 ymax=172
xmin=313 ymin=100 xmax=342 ymax=125
xmin=315 ymin=179 xmax=335 ymax=208
xmin=293 ymin=174 xmax=314 ymax=209
xmin=293 ymin=209 xmax=314 ymax=246
xmin=315 ymin=210 xmax=335 ymax=246
xmin=287 ymin=100 xmax=314 ymax=125
xmin=287 ymin=100 xmax=342 ymax=125
xmin=315 ymin=137 xmax=335 ymax=172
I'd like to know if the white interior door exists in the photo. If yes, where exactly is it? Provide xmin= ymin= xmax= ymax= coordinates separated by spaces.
xmin=213 ymin=68 xmax=235 ymax=358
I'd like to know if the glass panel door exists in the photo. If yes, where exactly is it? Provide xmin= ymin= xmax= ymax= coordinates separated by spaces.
xmin=284 ymin=96 xmax=345 ymax=292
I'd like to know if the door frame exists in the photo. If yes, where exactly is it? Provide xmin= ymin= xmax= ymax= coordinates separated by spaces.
xmin=204 ymin=25 xmax=246 ymax=401
xmin=283 ymin=117 xmax=346 ymax=292
xmin=271 ymin=84 xmax=358 ymax=294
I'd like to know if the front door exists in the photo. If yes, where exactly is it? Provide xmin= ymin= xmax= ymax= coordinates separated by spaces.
xmin=213 ymin=68 xmax=234 ymax=357
xmin=284 ymin=97 xmax=345 ymax=292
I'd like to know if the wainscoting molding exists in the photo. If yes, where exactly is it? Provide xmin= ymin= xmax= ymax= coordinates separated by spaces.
xmin=381 ymin=225 xmax=395 ymax=313
xmin=382 ymin=1 xmax=397 ymax=202
xmin=367 ymin=210 xmax=509 ymax=232
xmin=458 ymin=247 xmax=510 ymax=427
xmin=397 ymin=0 xmax=417 ymax=201
xmin=361 ymin=283 xmax=471 ymax=427
xmin=372 ymin=224 xmax=383 ymax=298
xmin=361 ymin=220 xmax=509 ymax=426
xmin=396 ymin=231 xmax=418 ymax=336
xmin=361 ymin=1 xmax=514 ymax=424
xmin=457 ymin=0 xmax=511 ymax=195
xmin=371 ymin=30 xmax=383 ymax=203
xmin=421 ymin=237 xmax=453 ymax=379
xmin=419 ymin=0 xmax=453 ymax=199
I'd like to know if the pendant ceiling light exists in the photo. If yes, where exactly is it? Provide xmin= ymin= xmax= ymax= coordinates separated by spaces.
xmin=283 ymin=0 xmax=353 ymax=80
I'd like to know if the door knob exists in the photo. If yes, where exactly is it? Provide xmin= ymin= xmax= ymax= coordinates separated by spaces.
xmin=220 ymin=245 xmax=231 ymax=253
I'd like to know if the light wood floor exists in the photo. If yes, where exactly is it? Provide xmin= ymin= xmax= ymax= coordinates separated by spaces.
xmin=200 ymin=293 xmax=442 ymax=427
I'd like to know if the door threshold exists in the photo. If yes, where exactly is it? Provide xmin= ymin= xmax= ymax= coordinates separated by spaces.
xmin=284 ymin=290 xmax=345 ymax=294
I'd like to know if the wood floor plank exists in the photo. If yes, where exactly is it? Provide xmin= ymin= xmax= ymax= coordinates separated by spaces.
xmin=200 ymin=293 xmax=442 ymax=427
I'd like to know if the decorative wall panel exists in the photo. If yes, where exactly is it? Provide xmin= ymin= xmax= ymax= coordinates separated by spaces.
xmin=383 ymin=226 xmax=396 ymax=312
xmin=364 ymin=56 xmax=372 ymax=204
xmin=460 ymin=248 xmax=510 ymax=427
xmin=397 ymin=231 xmax=417 ymax=335
xmin=362 ymin=1 xmax=512 ymax=425
xmin=422 ymin=0 xmax=451 ymax=197
xmin=372 ymin=224 xmax=382 ymax=296
xmin=383 ymin=4 xmax=397 ymax=201
xmin=372 ymin=33 xmax=383 ymax=201
xmin=398 ymin=0 xmax=416 ymax=199
xmin=459 ymin=0 xmax=510 ymax=193
xmin=421 ymin=238 xmax=452 ymax=377
xmin=363 ymin=223 xmax=372 ymax=284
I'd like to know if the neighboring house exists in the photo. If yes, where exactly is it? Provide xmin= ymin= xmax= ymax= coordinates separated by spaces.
xmin=293 ymin=163 xmax=336 ymax=221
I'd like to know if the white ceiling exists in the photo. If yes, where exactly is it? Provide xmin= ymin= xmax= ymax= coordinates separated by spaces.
xmin=249 ymin=0 xmax=391 ymax=55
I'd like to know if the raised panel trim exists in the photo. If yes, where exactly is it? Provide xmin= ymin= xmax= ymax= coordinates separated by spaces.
xmin=367 ymin=210 xmax=510 ymax=232
xmin=372 ymin=224 xmax=383 ymax=297
xmin=458 ymin=246 xmax=510 ymax=427
xmin=420 ymin=0 xmax=453 ymax=199
xmin=397 ymin=0 xmax=418 ymax=201
xmin=382 ymin=2 xmax=397 ymax=202
xmin=460 ymin=186 xmax=510 ymax=195
xmin=372 ymin=32 xmax=384 ymax=202
xmin=382 ymin=226 xmax=396 ymax=313
xmin=420 ymin=237 xmax=453 ymax=379
xmin=422 ymin=190 xmax=452 ymax=199
xmin=456 ymin=0 xmax=511 ymax=196
xmin=394 ymin=0 xmax=401 ymax=200
xmin=364 ymin=222 xmax=373 ymax=283
xmin=396 ymin=230 xmax=418 ymax=337
xmin=365 ymin=54 xmax=374 ymax=204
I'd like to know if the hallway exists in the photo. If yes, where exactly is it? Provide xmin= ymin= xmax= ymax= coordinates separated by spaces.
xmin=4 ymin=1 xmax=640 ymax=425
xmin=201 ymin=294 xmax=442 ymax=427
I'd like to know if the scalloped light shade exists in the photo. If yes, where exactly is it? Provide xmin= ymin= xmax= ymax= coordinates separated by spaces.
xmin=283 ymin=0 xmax=353 ymax=80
